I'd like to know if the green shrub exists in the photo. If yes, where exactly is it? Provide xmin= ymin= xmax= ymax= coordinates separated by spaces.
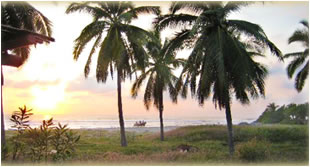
xmin=9 ymin=105 xmax=80 ymax=162
xmin=236 ymin=138 xmax=270 ymax=161
xmin=256 ymin=126 xmax=308 ymax=142
xmin=9 ymin=105 xmax=33 ymax=160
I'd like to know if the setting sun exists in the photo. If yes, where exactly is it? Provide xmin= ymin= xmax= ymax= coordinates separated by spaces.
xmin=44 ymin=114 xmax=52 ymax=120
xmin=31 ymin=84 xmax=65 ymax=110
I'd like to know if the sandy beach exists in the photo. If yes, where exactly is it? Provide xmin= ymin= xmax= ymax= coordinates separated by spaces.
xmin=83 ymin=126 xmax=179 ymax=133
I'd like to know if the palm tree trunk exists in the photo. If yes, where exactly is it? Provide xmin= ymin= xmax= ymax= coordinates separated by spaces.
xmin=1 ymin=67 xmax=5 ymax=147
xmin=159 ymin=91 xmax=164 ymax=141
xmin=225 ymin=102 xmax=234 ymax=155
xmin=1 ymin=93 xmax=4 ymax=147
xmin=117 ymin=71 xmax=127 ymax=147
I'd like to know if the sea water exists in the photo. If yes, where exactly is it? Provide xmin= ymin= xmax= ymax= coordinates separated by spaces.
xmin=5 ymin=118 xmax=255 ymax=130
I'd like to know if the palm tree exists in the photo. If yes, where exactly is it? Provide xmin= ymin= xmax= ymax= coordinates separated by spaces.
xmin=66 ymin=2 xmax=159 ymax=147
xmin=266 ymin=103 xmax=279 ymax=112
xmin=131 ymin=30 xmax=184 ymax=141
xmin=1 ymin=2 xmax=52 ymax=148
xmin=2 ymin=2 xmax=52 ymax=63
xmin=156 ymin=2 xmax=282 ymax=155
xmin=285 ymin=20 xmax=309 ymax=92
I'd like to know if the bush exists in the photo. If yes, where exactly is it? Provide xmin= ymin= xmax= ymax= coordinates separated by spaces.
xmin=8 ymin=105 xmax=80 ymax=162
xmin=236 ymin=138 xmax=270 ymax=162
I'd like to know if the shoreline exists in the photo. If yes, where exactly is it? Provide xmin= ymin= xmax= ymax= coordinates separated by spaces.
xmin=6 ymin=126 xmax=181 ymax=133
xmin=77 ymin=126 xmax=180 ymax=133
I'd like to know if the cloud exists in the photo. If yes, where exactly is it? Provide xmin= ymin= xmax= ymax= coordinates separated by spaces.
xmin=65 ymin=74 xmax=117 ymax=95
xmin=3 ymin=78 xmax=62 ymax=89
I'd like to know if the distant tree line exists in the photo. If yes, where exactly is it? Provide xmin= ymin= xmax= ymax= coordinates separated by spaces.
xmin=256 ymin=102 xmax=309 ymax=125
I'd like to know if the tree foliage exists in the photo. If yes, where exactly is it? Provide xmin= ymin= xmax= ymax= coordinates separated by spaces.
xmin=66 ymin=1 xmax=159 ymax=80
xmin=131 ymin=28 xmax=185 ymax=141
xmin=66 ymin=1 xmax=160 ymax=147
xmin=131 ymin=29 xmax=185 ymax=110
xmin=156 ymin=1 xmax=282 ymax=155
xmin=285 ymin=20 xmax=309 ymax=92
xmin=1 ymin=2 xmax=53 ymax=64
xmin=156 ymin=1 xmax=282 ymax=109
xmin=257 ymin=102 xmax=309 ymax=124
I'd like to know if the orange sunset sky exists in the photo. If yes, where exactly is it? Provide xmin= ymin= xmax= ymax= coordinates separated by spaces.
xmin=2 ymin=1 xmax=309 ymax=123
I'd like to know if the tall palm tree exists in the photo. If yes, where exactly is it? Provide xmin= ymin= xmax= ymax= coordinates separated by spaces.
xmin=66 ymin=2 xmax=159 ymax=147
xmin=156 ymin=2 xmax=282 ymax=155
xmin=1 ymin=2 xmax=52 ymax=148
xmin=131 ymin=30 xmax=184 ymax=141
xmin=285 ymin=20 xmax=309 ymax=92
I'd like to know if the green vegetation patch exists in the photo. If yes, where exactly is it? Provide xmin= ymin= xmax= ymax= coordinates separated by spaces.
xmin=3 ymin=124 xmax=309 ymax=165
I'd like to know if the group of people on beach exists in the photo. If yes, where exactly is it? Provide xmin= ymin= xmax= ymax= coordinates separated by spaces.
xmin=134 ymin=120 xmax=147 ymax=127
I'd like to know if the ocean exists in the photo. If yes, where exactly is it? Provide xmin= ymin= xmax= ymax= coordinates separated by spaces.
xmin=5 ymin=118 xmax=255 ymax=130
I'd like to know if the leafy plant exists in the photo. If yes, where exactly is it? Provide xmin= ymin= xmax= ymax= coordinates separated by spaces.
xmin=24 ymin=127 xmax=45 ymax=161
xmin=1 ymin=145 xmax=9 ymax=160
xmin=236 ymin=137 xmax=270 ymax=161
xmin=51 ymin=123 xmax=80 ymax=161
xmin=10 ymin=105 xmax=33 ymax=131
xmin=41 ymin=118 xmax=54 ymax=162
xmin=9 ymin=105 xmax=33 ymax=160
xmin=9 ymin=106 xmax=80 ymax=163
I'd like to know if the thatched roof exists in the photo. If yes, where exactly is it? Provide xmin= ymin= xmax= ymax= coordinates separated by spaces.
xmin=1 ymin=24 xmax=55 ymax=51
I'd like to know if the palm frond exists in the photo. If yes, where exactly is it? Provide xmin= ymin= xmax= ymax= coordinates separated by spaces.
xmin=73 ymin=21 xmax=106 ymax=60
xmin=284 ymin=52 xmax=304 ymax=59
xmin=2 ymin=3 xmax=22 ymax=27
xmin=129 ymin=6 xmax=160 ymax=18
xmin=120 ymin=24 xmax=155 ymax=70
xmin=131 ymin=69 xmax=153 ymax=98
xmin=33 ymin=8 xmax=53 ymax=36
xmin=116 ymin=1 xmax=134 ymax=16
xmin=120 ymin=24 xmax=157 ymax=44
xmin=223 ymin=2 xmax=250 ymax=16
xmin=288 ymin=29 xmax=308 ymax=45
xmin=300 ymin=20 xmax=309 ymax=28
xmin=169 ymin=2 xmax=208 ymax=14
xmin=66 ymin=2 xmax=112 ymax=21
xmin=144 ymin=71 xmax=155 ymax=110
xmin=286 ymin=55 xmax=306 ymax=78
xmin=84 ymin=34 xmax=102 ymax=78
xmin=96 ymin=27 xmax=124 ymax=83
xmin=119 ymin=6 xmax=159 ymax=24
xmin=295 ymin=62 xmax=309 ymax=92
xmin=154 ymin=14 xmax=197 ymax=31
xmin=2 ymin=2 xmax=53 ymax=63
xmin=228 ymin=20 xmax=283 ymax=59
xmin=167 ymin=76 xmax=178 ymax=103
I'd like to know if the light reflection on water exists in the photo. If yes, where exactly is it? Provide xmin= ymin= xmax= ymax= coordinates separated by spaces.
xmin=5 ymin=118 xmax=255 ymax=130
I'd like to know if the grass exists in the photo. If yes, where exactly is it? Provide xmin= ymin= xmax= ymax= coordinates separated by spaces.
xmin=2 ymin=124 xmax=309 ymax=165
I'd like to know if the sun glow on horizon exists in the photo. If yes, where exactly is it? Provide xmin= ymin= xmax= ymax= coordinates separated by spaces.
xmin=43 ymin=114 xmax=52 ymax=120
xmin=31 ymin=84 xmax=66 ymax=110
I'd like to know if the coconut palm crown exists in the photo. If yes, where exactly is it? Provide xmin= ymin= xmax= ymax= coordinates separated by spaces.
xmin=131 ymin=29 xmax=185 ymax=141
xmin=1 ymin=1 xmax=53 ymax=64
xmin=66 ymin=1 xmax=159 ymax=147
xmin=285 ymin=20 xmax=309 ymax=92
xmin=155 ymin=2 xmax=282 ymax=155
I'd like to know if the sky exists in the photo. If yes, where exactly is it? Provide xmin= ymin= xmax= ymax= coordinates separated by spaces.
xmin=2 ymin=1 xmax=309 ymax=124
